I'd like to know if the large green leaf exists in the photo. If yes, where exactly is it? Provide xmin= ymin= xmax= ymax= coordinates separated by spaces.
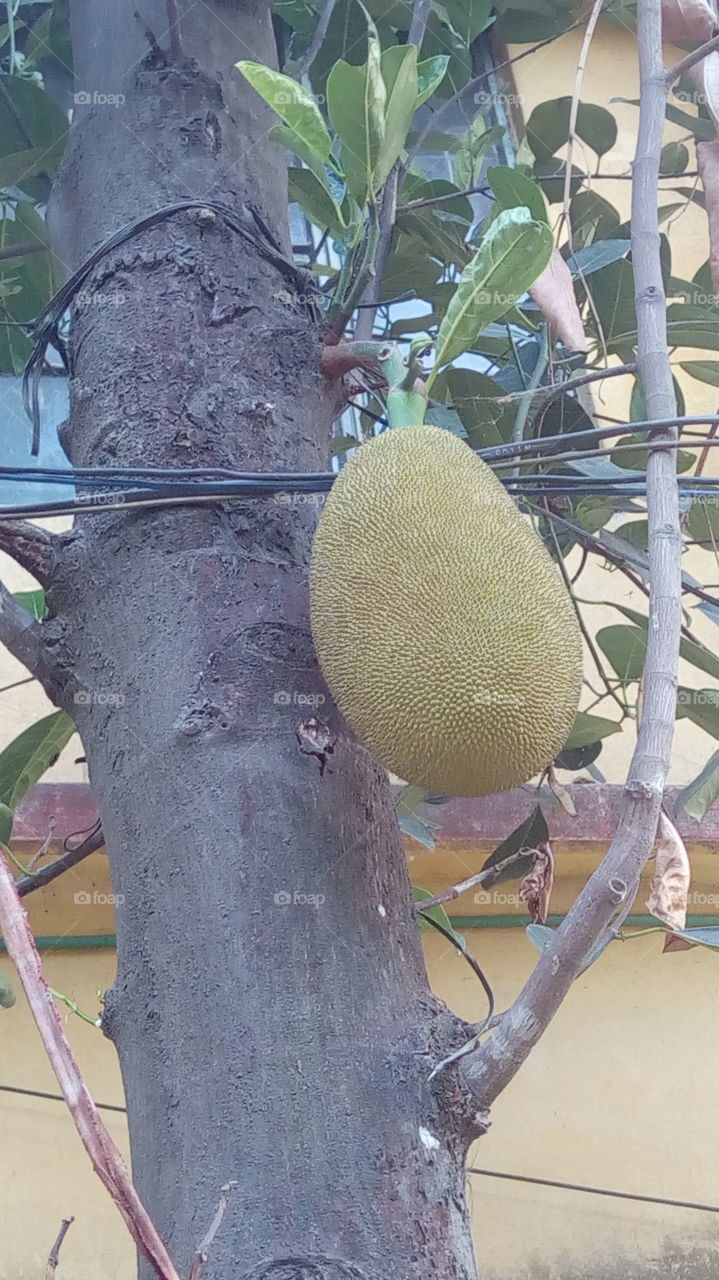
xmin=236 ymin=62 xmax=332 ymax=160
xmin=676 ymin=689 xmax=719 ymax=740
xmin=0 ymin=711 xmax=75 ymax=810
xmin=0 ymin=74 xmax=68 ymax=173
xmin=526 ymin=97 xmax=617 ymax=161
xmin=376 ymin=44 xmax=417 ymax=186
xmin=326 ymin=9 xmax=386 ymax=203
xmin=681 ymin=361 xmax=719 ymax=387
xmin=0 ymin=803 xmax=12 ymax=846
xmin=413 ymin=886 xmax=466 ymax=948
xmin=428 ymin=207 xmax=553 ymax=381
xmin=0 ymin=203 xmax=61 ymax=373
xmin=288 ymin=167 xmax=346 ymax=236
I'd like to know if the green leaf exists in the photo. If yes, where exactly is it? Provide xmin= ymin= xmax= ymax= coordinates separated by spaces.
xmin=429 ymin=207 xmax=553 ymax=380
xmin=0 ymin=802 xmax=12 ymax=846
xmin=487 ymin=164 xmax=548 ymax=224
xmin=596 ymin=625 xmax=646 ymax=684
xmin=413 ymin=886 xmax=465 ymax=948
xmin=680 ymin=361 xmax=719 ymax=387
xmin=675 ymin=751 xmax=719 ymax=821
xmin=562 ymin=712 xmax=622 ymax=750
xmin=688 ymin=500 xmax=719 ymax=545
xmin=376 ymin=45 xmax=418 ymax=186
xmin=609 ymin=601 xmax=719 ymax=684
xmin=566 ymin=240 xmax=630 ymax=275
xmin=288 ymin=167 xmax=346 ymax=236
xmin=235 ymin=61 xmax=332 ymax=159
xmin=660 ymin=140 xmax=689 ymax=176
xmin=610 ymin=431 xmax=693 ymax=473
xmin=416 ymin=55 xmax=449 ymax=107
xmin=0 ymin=204 xmax=61 ymax=373
xmin=269 ymin=123 xmax=334 ymax=186
xmin=0 ymin=711 xmax=75 ymax=810
xmin=671 ymin=927 xmax=719 ymax=950
xmin=326 ymin=6 xmax=386 ymax=203
xmin=480 ymin=806 xmax=548 ymax=886
xmin=526 ymin=97 xmax=617 ymax=161
xmin=14 ymin=589 xmax=46 ymax=620
xmin=665 ymin=102 xmax=716 ymax=140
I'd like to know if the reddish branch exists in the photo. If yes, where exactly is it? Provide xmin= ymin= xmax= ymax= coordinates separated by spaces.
xmin=0 ymin=850 xmax=183 ymax=1280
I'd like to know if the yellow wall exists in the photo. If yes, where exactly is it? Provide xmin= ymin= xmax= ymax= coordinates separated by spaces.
xmin=4 ymin=918 xmax=719 ymax=1280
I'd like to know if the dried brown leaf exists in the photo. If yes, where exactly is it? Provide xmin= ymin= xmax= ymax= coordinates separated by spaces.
xmin=646 ymin=811 xmax=690 ymax=932
xmin=662 ymin=0 xmax=717 ymax=43
xmin=697 ymin=140 xmax=719 ymax=294
xmin=691 ymin=51 xmax=719 ymax=128
xmin=519 ymin=841 xmax=555 ymax=925
xmin=528 ymin=249 xmax=588 ymax=352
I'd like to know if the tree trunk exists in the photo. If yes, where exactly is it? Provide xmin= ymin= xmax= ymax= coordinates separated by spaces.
xmin=46 ymin=3 xmax=483 ymax=1275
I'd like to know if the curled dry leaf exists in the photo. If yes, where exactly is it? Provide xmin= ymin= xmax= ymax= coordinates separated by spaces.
xmin=646 ymin=811 xmax=691 ymax=934
xmin=519 ymin=841 xmax=555 ymax=925
xmin=662 ymin=0 xmax=717 ymax=43
xmin=528 ymin=250 xmax=588 ymax=353
xmin=691 ymin=51 xmax=719 ymax=129
xmin=697 ymin=140 xmax=719 ymax=294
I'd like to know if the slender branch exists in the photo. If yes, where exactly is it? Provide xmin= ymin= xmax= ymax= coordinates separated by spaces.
xmin=408 ymin=0 xmax=432 ymax=46
xmin=0 ymin=240 xmax=47 ymax=262
xmin=0 ymin=519 xmax=57 ymax=586
xmin=455 ymin=0 xmax=683 ymax=1110
xmin=665 ymin=31 xmax=719 ymax=84
xmin=418 ymin=848 xmax=531 ymax=910
xmin=16 ymin=821 xmax=105 ymax=899
xmin=0 ymin=849 xmax=183 ymax=1280
xmin=46 ymin=1218 xmax=74 ymax=1280
xmin=295 ymin=0 xmax=339 ymax=79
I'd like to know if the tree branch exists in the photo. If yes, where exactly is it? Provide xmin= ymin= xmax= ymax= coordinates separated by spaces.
xmin=295 ymin=0 xmax=339 ymax=79
xmin=0 ymin=849 xmax=183 ymax=1280
xmin=0 ymin=520 xmax=57 ymax=586
xmin=0 ymin=578 xmax=54 ymax=680
xmin=665 ymin=31 xmax=719 ymax=84
xmin=454 ymin=0 xmax=683 ymax=1110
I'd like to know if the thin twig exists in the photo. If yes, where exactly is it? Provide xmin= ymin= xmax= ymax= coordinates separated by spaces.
xmin=16 ymin=821 xmax=105 ymax=899
xmin=408 ymin=0 xmax=432 ymax=46
xmin=46 ymin=1217 xmax=74 ymax=1280
xmin=0 ymin=850 xmax=183 ymax=1280
xmin=419 ymin=849 xmax=532 ymax=910
xmin=295 ymin=0 xmax=339 ymax=79
xmin=188 ymin=1182 xmax=238 ymax=1280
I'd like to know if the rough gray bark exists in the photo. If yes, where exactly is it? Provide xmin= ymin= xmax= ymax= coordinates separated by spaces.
xmin=43 ymin=2 xmax=483 ymax=1277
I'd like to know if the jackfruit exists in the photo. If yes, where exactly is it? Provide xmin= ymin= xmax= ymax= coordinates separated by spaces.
xmin=310 ymin=425 xmax=582 ymax=797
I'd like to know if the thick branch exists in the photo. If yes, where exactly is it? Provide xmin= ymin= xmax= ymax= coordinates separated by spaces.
xmin=0 ymin=519 xmax=57 ymax=586
xmin=0 ymin=578 xmax=51 ymax=678
xmin=457 ymin=0 xmax=682 ymax=1110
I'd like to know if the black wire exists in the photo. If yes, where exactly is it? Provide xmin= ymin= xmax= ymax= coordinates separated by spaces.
xmin=417 ymin=909 xmax=495 ymax=1028
xmin=467 ymin=1167 xmax=719 ymax=1215
xmin=0 ymin=1082 xmax=125 ymax=1114
xmin=3 ymin=1082 xmax=716 ymax=1214
xmin=20 ymin=198 xmax=320 ymax=455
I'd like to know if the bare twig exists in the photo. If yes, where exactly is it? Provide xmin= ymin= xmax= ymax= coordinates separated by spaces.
xmin=295 ymin=0 xmax=339 ymax=79
xmin=16 ymin=821 xmax=105 ymax=899
xmin=0 ymin=850 xmax=183 ymax=1280
xmin=188 ymin=1182 xmax=238 ymax=1280
xmin=456 ymin=0 xmax=683 ymax=1111
xmin=45 ymin=1217 xmax=74 ymax=1280
xmin=408 ymin=0 xmax=432 ymax=46
xmin=418 ymin=849 xmax=531 ymax=910
xmin=0 ymin=520 xmax=56 ymax=586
